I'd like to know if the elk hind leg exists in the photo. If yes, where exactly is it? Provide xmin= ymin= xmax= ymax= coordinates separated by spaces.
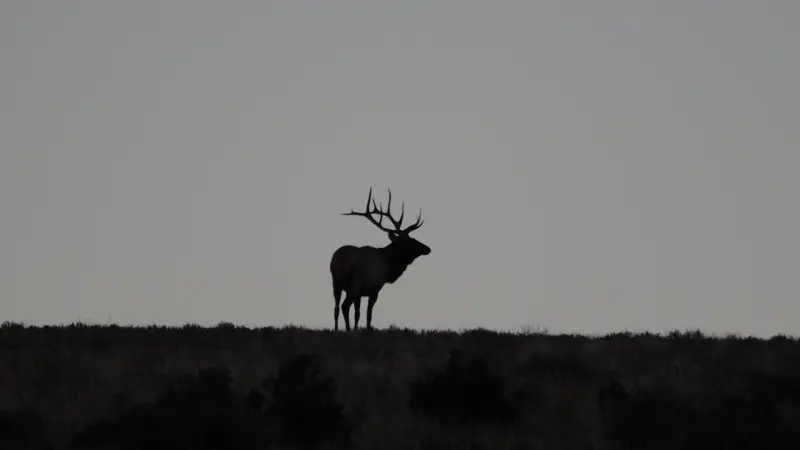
xmin=333 ymin=285 xmax=343 ymax=331
xmin=341 ymin=292 xmax=358 ymax=332
xmin=353 ymin=298 xmax=362 ymax=330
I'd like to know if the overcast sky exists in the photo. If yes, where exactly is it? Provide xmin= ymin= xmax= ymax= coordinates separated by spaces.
xmin=1 ymin=1 xmax=798 ymax=337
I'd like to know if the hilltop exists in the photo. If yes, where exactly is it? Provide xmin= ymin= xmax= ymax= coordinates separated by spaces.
xmin=1 ymin=322 xmax=799 ymax=449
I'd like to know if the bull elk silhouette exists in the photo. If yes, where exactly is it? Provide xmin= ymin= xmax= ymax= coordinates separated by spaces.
xmin=330 ymin=188 xmax=431 ymax=331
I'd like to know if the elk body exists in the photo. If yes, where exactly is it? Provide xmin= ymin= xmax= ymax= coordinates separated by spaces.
xmin=330 ymin=188 xmax=431 ymax=331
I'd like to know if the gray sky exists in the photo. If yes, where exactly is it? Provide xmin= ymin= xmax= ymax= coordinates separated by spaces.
xmin=1 ymin=1 xmax=798 ymax=337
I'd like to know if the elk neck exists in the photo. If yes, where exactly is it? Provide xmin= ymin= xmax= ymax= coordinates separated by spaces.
xmin=378 ymin=241 xmax=415 ymax=283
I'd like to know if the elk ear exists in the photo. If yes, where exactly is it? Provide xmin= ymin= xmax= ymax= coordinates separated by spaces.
xmin=388 ymin=232 xmax=398 ymax=242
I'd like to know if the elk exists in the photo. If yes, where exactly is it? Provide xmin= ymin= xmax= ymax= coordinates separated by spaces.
xmin=330 ymin=188 xmax=431 ymax=331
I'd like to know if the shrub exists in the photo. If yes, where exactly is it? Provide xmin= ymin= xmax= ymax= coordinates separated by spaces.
xmin=0 ymin=408 xmax=51 ymax=449
xmin=72 ymin=364 xmax=263 ymax=450
xmin=257 ymin=353 xmax=353 ymax=449
xmin=407 ymin=349 xmax=519 ymax=428
xmin=597 ymin=379 xmax=702 ymax=449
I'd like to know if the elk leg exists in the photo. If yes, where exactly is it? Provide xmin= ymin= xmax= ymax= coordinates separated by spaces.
xmin=341 ymin=293 xmax=356 ymax=331
xmin=333 ymin=286 xmax=343 ymax=331
xmin=366 ymin=295 xmax=378 ymax=331
xmin=353 ymin=298 xmax=362 ymax=330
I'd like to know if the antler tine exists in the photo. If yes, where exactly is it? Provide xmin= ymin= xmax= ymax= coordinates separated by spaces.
xmin=399 ymin=201 xmax=405 ymax=227
xmin=380 ymin=188 xmax=405 ymax=231
xmin=341 ymin=187 xmax=396 ymax=234
xmin=402 ymin=208 xmax=424 ymax=234
xmin=343 ymin=187 xmax=423 ymax=235
xmin=371 ymin=197 xmax=385 ymax=227
xmin=386 ymin=188 xmax=394 ymax=227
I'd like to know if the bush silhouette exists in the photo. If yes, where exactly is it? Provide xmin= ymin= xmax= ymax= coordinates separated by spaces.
xmin=687 ymin=373 xmax=800 ymax=449
xmin=70 ymin=357 xmax=351 ymax=450
xmin=597 ymin=374 xmax=800 ymax=450
xmin=0 ymin=408 xmax=52 ymax=449
xmin=72 ymin=364 xmax=264 ymax=450
xmin=407 ymin=349 xmax=519 ymax=428
xmin=597 ymin=380 xmax=697 ymax=449
xmin=518 ymin=352 xmax=596 ymax=383
xmin=254 ymin=353 xmax=353 ymax=449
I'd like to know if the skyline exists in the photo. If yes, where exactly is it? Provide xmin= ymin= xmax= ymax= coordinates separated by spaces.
xmin=1 ymin=1 xmax=798 ymax=337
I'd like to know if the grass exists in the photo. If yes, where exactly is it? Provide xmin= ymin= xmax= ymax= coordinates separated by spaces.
xmin=1 ymin=321 xmax=799 ymax=449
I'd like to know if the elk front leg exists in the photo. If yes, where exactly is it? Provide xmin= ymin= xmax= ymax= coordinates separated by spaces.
xmin=366 ymin=295 xmax=378 ymax=331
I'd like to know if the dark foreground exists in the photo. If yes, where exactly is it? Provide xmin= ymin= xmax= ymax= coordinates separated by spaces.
xmin=1 ymin=322 xmax=799 ymax=449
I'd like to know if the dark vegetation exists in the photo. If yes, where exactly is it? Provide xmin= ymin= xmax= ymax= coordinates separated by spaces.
xmin=1 ymin=322 xmax=800 ymax=449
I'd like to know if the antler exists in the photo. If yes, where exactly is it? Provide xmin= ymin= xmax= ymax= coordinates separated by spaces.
xmin=342 ymin=187 xmax=424 ymax=235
